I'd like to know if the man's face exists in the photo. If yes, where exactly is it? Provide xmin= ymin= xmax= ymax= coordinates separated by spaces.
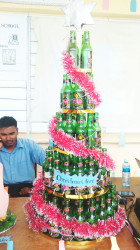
xmin=0 ymin=126 xmax=18 ymax=149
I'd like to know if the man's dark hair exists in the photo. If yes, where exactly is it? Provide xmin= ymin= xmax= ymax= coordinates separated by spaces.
xmin=0 ymin=116 xmax=17 ymax=128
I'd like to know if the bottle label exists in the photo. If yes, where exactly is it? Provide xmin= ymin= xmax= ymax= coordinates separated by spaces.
xmin=63 ymin=93 xmax=71 ymax=109
xmin=64 ymin=208 xmax=70 ymax=212
xmin=69 ymin=48 xmax=78 ymax=66
xmin=76 ymin=134 xmax=86 ymax=145
xmin=55 ymin=160 xmax=60 ymax=164
xmin=90 ymin=207 xmax=96 ymax=211
xmin=78 ymin=120 xmax=84 ymax=123
xmin=66 ymin=119 xmax=72 ymax=123
xmin=64 ymin=162 xmax=69 ymax=166
xmin=86 ymin=97 xmax=95 ymax=110
xmin=77 ymin=163 xmax=83 ymax=168
xmin=73 ymin=92 xmax=84 ymax=109
xmin=89 ymin=161 xmax=94 ymax=166
xmin=77 ymin=208 xmax=83 ymax=212
xmin=45 ymin=172 xmax=51 ymax=178
xmin=94 ymin=131 xmax=101 ymax=147
xmin=81 ymin=50 xmax=92 ymax=69
xmin=48 ymin=157 xmax=53 ymax=162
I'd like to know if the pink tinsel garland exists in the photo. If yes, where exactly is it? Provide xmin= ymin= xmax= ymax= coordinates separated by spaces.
xmin=24 ymin=178 xmax=126 ymax=239
xmin=48 ymin=116 xmax=115 ymax=171
xmin=62 ymin=51 xmax=101 ymax=106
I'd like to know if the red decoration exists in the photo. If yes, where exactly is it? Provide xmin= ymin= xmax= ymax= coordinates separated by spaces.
xmin=48 ymin=116 xmax=115 ymax=170
xmin=24 ymin=178 xmax=126 ymax=239
xmin=62 ymin=51 xmax=101 ymax=106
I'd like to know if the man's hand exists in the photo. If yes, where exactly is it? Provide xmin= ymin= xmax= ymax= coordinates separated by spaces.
xmin=19 ymin=187 xmax=32 ymax=195
xmin=0 ymin=140 xmax=3 ymax=150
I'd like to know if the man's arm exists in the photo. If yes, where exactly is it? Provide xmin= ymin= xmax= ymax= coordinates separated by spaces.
xmin=0 ymin=140 xmax=3 ymax=150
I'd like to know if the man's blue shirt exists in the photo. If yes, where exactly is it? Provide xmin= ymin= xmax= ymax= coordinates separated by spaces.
xmin=0 ymin=138 xmax=46 ymax=184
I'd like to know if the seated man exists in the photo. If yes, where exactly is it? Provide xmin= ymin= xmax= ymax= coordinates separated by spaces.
xmin=0 ymin=116 xmax=46 ymax=197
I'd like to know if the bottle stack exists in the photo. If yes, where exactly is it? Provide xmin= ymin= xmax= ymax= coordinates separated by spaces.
xmin=41 ymin=30 xmax=119 ymax=241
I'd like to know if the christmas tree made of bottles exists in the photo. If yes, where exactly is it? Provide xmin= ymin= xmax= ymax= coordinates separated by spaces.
xmin=24 ymin=30 xmax=126 ymax=241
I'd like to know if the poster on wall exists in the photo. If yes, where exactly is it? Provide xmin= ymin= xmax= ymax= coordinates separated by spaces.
xmin=0 ymin=13 xmax=27 ymax=81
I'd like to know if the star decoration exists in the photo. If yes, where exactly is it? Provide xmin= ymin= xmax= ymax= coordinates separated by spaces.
xmin=62 ymin=0 xmax=96 ymax=29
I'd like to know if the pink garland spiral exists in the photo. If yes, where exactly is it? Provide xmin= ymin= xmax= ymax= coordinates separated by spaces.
xmin=24 ymin=178 xmax=126 ymax=239
xmin=62 ymin=51 xmax=101 ymax=106
xmin=48 ymin=116 xmax=115 ymax=170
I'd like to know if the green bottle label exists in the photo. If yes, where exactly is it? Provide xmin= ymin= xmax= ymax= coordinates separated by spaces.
xmin=94 ymin=131 xmax=101 ymax=147
xmin=63 ymin=93 xmax=71 ymax=109
xmin=81 ymin=50 xmax=92 ymax=69
xmin=73 ymin=92 xmax=84 ymax=109
xmin=86 ymin=97 xmax=94 ymax=109
xmin=69 ymin=48 xmax=78 ymax=66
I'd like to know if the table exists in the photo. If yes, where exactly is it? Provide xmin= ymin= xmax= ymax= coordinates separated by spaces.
xmin=0 ymin=178 xmax=140 ymax=250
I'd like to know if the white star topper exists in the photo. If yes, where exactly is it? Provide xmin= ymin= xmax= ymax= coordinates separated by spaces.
xmin=62 ymin=0 xmax=96 ymax=29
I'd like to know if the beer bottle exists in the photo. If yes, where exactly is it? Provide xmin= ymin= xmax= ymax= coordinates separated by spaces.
xmin=63 ymin=199 xmax=72 ymax=221
xmin=87 ymin=198 xmax=97 ymax=225
xmin=84 ymin=73 xmax=95 ymax=110
xmin=84 ymin=199 xmax=90 ymax=219
xmin=64 ymin=113 xmax=75 ymax=137
xmin=99 ymin=195 xmax=107 ymax=224
xmin=94 ymin=112 xmax=101 ymax=148
xmin=111 ymin=185 xmax=118 ymax=213
xmin=72 ymin=82 xmax=85 ymax=110
xmin=75 ymin=200 xmax=85 ymax=224
xmin=98 ymin=164 xmax=106 ymax=188
xmin=67 ymin=30 xmax=79 ymax=66
xmin=95 ymin=196 xmax=101 ymax=220
xmin=62 ymin=74 xmax=73 ymax=110
xmin=106 ymin=195 xmax=114 ymax=219
xmin=49 ymin=196 xmax=59 ymax=238
xmin=76 ymin=156 xmax=84 ymax=195
xmin=76 ymin=113 xmax=86 ymax=145
xmin=53 ymin=151 xmax=61 ymax=192
xmin=43 ymin=148 xmax=54 ymax=186
xmin=56 ymin=112 xmax=64 ymax=131
xmin=63 ymin=154 xmax=71 ymax=195
xmin=72 ymin=155 xmax=78 ymax=176
xmin=86 ymin=113 xmax=95 ymax=148
xmin=83 ymin=158 xmax=89 ymax=175
xmin=60 ymin=74 xmax=66 ymax=109
xmin=80 ymin=31 xmax=92 ymax=71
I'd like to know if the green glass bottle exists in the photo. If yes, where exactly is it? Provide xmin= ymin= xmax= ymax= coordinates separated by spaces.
xmin=99 ymin=195 xmax=107 ymax=224
xmin=56 ymin=112 xmax=64 ymax=131
xmin=94 ymin=112 xmax=101 ymax=148
xmin=67 ymin=30 xmax=79 ymax=66
xmin=76 ymin=156 xmax=85 ymax=195
xmin=95 ymin=196 xmax=101 ymax=220
xmin=106 ymin=195 xmax=114 ymax=219
xmin=64 ymin=113 xmax=75 ymax=137
xmin=84 ymin=73 xmax=95 ymax=110
xmin=83 ymin=158 xmax=89 ymax=175
xmin=49 ymin=196 xmax=59 ymax=238
xmin=111 ymin=185 xmax=118 ymax=213
xmin=76 ymin=113 xmax=86 ymax=145
xmin=43 ymin=148 xmax=53 ymax=186
xmin=72 ymin=155 xmax=78 ymax=176
xmin=53 ymin=151 xmax=61 ymax=192
xmin=63 ymin=154 xmax=71 ymax=195
xmin=72 ymin=82 xmax=85 ymax=110
xmin=80 ymin=31 xmax=92 ymax=71
xmin=87 ymin=198 xmax=97 ymax=225
xmin=60 ymin=74 xmax=66 ymax=109
xmin=63 ymin=199 xmax=72 ymax=221
xmin=84 ymin=199 xmax=90 ymax=219
xmin=75 ymin=200 xmax=85 ymax=224
xmin=98 ymin=164 xmax=106 ymax=188
xmin=62 ymin=74 xmax=73 ymax=110
xmin=86 ymin=113 xmax=95 ymax=148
